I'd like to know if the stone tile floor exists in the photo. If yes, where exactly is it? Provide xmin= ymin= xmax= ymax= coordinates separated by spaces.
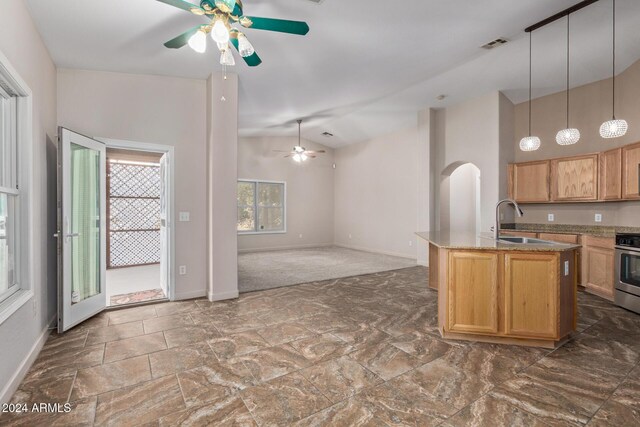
xmin=2 ymin=266 xmax=640 ymax=426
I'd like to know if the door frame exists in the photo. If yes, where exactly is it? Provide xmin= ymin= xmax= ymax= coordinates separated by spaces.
xmin=98 ymin=138 xmax=176 ymax=301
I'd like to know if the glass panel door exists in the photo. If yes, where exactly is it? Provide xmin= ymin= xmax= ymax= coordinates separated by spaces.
xmin=59 ymin=128 xmax=106 ymax=332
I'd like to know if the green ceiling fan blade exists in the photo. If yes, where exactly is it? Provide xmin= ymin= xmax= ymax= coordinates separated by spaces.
xmin=164 ymin=25 xmax=203 ymax=49
xmin=240 ymin=16 xmax=309 ymax=35
xmin=230 ymin=33 xmax=262 ymax=66
xmin=156 ymin=0 xmax=206 ymax=14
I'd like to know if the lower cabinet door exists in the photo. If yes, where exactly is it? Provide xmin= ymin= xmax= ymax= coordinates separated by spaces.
xmin=448 ymin=251 xmax=499 ymax=334
xmin=504 ymin=253 xmax=558 ymax=339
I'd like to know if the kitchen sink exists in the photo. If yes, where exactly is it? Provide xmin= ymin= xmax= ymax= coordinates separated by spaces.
xmin=498 ymin=236 xmax=557 ymax=245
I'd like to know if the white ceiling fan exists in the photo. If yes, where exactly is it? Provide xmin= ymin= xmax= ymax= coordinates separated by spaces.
xmin=274 ymin=119 xmax=325 ymax=162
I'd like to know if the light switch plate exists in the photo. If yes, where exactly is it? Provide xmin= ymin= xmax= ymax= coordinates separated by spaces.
xmin=595 ymin=213 xmax=602 ymax=223
xmin=564 ymin=261 xmax=569 ymax=276
xmin=179 ymin=212 xmax=190 ymax=222
xmin=548 ymin=213 xmax=555 ymax=222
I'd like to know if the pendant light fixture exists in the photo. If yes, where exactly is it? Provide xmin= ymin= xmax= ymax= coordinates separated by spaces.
xmin=556 ymin=14 xmax=580 ymax=145
xmin=600 ymin=0 xmax=628 ymax=138
xmin=520 ymin=31 xmax=541 ymax=152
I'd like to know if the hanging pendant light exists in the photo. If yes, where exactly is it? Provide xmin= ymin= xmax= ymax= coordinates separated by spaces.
xmin=600 ymin=0 xmax=628 ymax=139
xmin=520 ymin=31 xmax=541 ymax=151
xmin=556 ymin=14 xmax=580 ymax=145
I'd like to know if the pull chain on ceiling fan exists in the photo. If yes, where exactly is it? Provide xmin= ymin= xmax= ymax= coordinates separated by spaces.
xmin=156 ymin=0 xmax=310 ymax=68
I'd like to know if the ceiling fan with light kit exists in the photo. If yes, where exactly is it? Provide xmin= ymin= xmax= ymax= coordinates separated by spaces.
xmin=156 ymin=0 xmax=310 ymax=67
xmin=274 ymin=120 xmax=326 ymax=163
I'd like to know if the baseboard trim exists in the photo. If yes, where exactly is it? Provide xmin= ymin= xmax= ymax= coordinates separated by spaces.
xmin=174 ymin=289 xmax=207 ymax=301
xmin=207 ymin=290 xmax=239 ymax=302
xmin=0 ymin=316 xmax=56 ymax=404
xmin=238 ymin=243 xmax=333 ymax=254
xmin=333 ymin=244 xmax=418 ymax=262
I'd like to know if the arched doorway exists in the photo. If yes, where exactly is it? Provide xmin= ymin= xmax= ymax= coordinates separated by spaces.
xmin=440 ymin=162 xmax=481 ymax=234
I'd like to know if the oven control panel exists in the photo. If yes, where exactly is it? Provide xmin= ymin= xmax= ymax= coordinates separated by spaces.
xmin=616 ymin=234 xmax=640 ymax=249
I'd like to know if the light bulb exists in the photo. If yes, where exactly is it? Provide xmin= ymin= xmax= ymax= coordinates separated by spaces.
xmin=220 ymin=49 xmax=235 ymax=66
xmin=300 ymin=153 xmax=308 ymax=162
xmin=292 ymin=154 xmax=302 ymax=162
xmin=519 ymin=136 xmax=541 ymax=152
xmin=600 ymin=119 xmax=628 ymax=138
xmin=188 ymin=29 xmax=207 ymax=53
xmin=211 ymin=19 xmax=230 ymax=44
xmin=237 ymin=33 xmax=255 ymax=57
xmin=556 ymin=128 xmax=580 ymax=145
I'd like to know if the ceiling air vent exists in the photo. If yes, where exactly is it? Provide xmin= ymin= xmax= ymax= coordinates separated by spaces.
xmin=481 ymin=38 xmax=508 ymax=50
xmin=322 ymin=132 xmax=334 ymax=137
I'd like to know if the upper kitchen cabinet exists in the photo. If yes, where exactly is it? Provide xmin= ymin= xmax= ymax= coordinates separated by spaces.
xmin=509 ymin=160 xmax=550 ymax=203
xmin=622 ymin=142 xmax=640 ymax=199
xmin=599 ymin=148 xmax=622 ymax=200
xmin=550 ymin=154 xmax=599 ymax=201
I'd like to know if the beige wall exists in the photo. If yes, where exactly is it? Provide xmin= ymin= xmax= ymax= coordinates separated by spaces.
xmin=57 ymin=69 xmax=208 ymax=299
xmin=206 ymin=73 xmax=239 ymax=300
xmin=434 ymin=92 xmax=514 ymax=233
xmin=514 ymin=59 xmax=640 ymax=227
xmin=449 ymin=163 xmax=481 ymax=233
xmin=0 ymin=0 xmax=57 ymax=403
xmin=333 ymin=126 xmax=420 ymax=259
xmin=238 ymin=136 xmax=335 ymax=252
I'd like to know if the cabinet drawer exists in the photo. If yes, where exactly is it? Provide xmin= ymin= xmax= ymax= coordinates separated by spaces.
xmin=538 ymin=233 xmax=579 ymax=244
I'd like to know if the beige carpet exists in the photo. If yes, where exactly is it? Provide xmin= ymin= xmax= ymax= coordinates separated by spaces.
xmin=238 ymin=246 xmax=417 ymax=293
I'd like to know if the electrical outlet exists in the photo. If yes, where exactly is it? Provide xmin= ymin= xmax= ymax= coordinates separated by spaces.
xmin=32 ymin=298 xmax=37 ymax=317
xmin=595 ymin=213 xmax=602 ymax=223
xmin=298 ymin=234 xmax=303 ymax=239
xmin=179 ymin=265 xmax=187 ymax=275
xmin=409 ymin=240 xmax=413 ymax=247
xmin=348 ymin=234 xmax=352 ymax=239
xmin=564 ymin=261 xmax=569 ymax=276
xmin=548 ymin=213 xmax=555 ymax=222
xmin=179 ymin=212 xmax=190 ymax=222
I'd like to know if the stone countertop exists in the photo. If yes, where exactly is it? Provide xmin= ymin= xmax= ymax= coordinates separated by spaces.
xmin=501 ymin=223 xmax=640 ymax=238
xmin=416 ymin=231 xmax=581 ymax=252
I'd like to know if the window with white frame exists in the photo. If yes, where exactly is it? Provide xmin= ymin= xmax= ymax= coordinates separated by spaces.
xmin=0 ymin=86 xmax=18 ymax=304
xmin=237 ymin=180 xmax=286 ymax=233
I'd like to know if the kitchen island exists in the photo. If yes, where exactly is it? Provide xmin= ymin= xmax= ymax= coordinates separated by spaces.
xmin=417 ymin=231 xmax=580 ymax=348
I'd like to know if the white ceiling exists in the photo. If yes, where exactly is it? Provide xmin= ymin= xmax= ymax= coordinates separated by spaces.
xmin=25 ymin=0 xmax=640 ymax=147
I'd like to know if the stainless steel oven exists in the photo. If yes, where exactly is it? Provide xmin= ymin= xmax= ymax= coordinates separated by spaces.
xmin=615 ymin=233 xmax=640 ymax=314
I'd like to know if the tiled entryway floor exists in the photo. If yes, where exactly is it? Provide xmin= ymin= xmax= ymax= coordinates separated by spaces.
xmin=3 ymin=266 xmax=640 ymax=426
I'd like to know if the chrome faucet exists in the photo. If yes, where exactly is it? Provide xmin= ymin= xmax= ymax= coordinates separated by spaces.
xmin=495 ymin=198 xmax=524 ymax=240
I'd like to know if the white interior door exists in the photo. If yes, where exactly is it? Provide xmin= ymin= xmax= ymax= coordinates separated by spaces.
xmin=159 ymin=153 xmax=168 ymax=297
xmin=58 ymin=128 xmax=106 ymax=332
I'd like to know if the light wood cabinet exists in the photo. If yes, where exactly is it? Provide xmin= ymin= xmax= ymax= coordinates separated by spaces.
xmin=510 ymin=161 xmax=550 ymax=203
xmin=500 ymin=231 xmax=538 ymax=238
xmin=447 ymin=252 xmax=498 ymax=334
xmin=550 ymin=154 xmax=599 ymax=201
xmin=600 ymin=148 xmax=622 ymax=200
xmin=428 ymin=243 xmax=439 ymax=291
xmin=537 ymin=233 xmax=579 ymax=244
xmin=582 ymin=235 xmax=615 ymax=301
xmin=504 ymin=253 xmax=558 ymax=339
xmin=622 ymin=142 xmax=640 ymax=199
